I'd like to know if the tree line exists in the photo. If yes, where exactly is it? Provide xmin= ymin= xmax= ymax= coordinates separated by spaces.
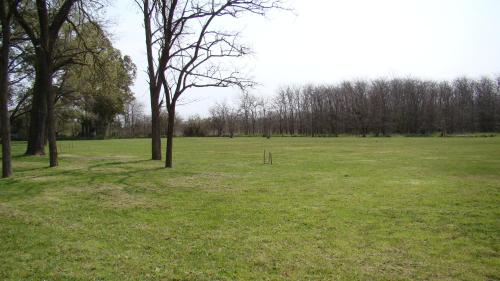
xmin=198 ymin=77 xmax=500 ymax=137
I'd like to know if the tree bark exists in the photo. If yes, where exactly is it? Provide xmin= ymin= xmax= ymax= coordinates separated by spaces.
xmin=25 ymin=68 xmax=47 ymax=155
xmin=32 ymin=51 xmax=57 ymax=166
xmin=165 ymin=104 xmax=175 ymax=168
xmin=46 ymin=81 xmax=58 ymax=167
xmin=142 ymin=0 xmax=163 ymax=160
xmin=0 ymin=1 xmax=12 ymax=177
xmin=15 ymin=0 xmax=78 ymax=166
xmin=151 ymin=99 xmax=162 ymax=160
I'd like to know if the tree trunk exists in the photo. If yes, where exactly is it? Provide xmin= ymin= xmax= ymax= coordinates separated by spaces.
xmin=143 ymin=0 xmax=162 ymax=160
xmin=28 ymin=51 xmax=57 ymax=166
xmin=0 ymin=56 xmax=12 ymax=178
xmin=151 ymin=100 xmax=162 ymax=160
xmin=46 ymin=82 xmax=58 ymax=167
xmin=165 ymin=104 xmax=175 ymax=168
xmin=0 ymin=2 xmax=12 ymax=177
xmin=14 ymin=0 xmax=77 ymax=166
xmin=25 ymin=68 xmax=47 ymax=155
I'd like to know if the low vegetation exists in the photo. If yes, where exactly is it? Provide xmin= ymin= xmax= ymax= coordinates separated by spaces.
xmin=1 ymin=137 xmax=498 ymax=280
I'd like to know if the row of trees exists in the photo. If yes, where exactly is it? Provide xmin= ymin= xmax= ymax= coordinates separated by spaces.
xmin=36 ymin=71 xmax=500 ymax=141
xmin=63 ymin=75 xmax=500 ymax=138
xmin=204 ymin=77 xmax=500 ymax=137
xmin=1 ymin=0 xmax=283 ymax=177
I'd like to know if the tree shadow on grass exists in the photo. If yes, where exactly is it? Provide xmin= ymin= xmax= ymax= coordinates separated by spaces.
xmin=1 ymin=159 xmax=157 ymax=200
xmin=0 ymin=177 xmax=47 ymax=200
xmin=70 ymin=158 xmax=197 ymax=188
xmin=86 ymin=159 xmax=153 ymax=171
xmin=14 ymin=165 xmax=51 ymax=173
xmin=12 ymin=154 xmax=30 ymax=159
xmin=1 ymin=157 xmax=200 ymax=202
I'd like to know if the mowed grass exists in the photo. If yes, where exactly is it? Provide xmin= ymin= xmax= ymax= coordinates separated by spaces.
xmin=0 ymin=137 xmax=499 ymax=280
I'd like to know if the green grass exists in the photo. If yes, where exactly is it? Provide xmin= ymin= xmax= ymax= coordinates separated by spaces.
xmin=0 ymin=137 xmax=499 ymax=280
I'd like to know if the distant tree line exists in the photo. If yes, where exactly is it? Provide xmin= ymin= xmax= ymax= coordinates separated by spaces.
xmin=107 ymin=75 xmax=500 ymax=138
xmin=32 ymin=74 xmax=499 ymax=140
xmin=199 ymin=77 xmax=500 ymax=137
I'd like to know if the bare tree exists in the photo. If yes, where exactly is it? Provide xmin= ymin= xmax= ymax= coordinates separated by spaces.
xmin=453 ymin=77 xmax=474 ymax=132
xmin=273 ymin=88 xmax=287 ymax=135
xmin=284 ymin=86 xmax=296 ymax=135
xmin=135 ymin=0 xmax=282 ymax=164
xmin=238 ymin=92 xmax=254 ymax=135
xmin=226 ymin=106 xmax=238 ymax=138
xmin=209 ymin=101 xmax=229 ymax=136
xmin=123 ymin=98 xmax=144 ymax=137
xmin=475 ymin=77 xmax=497 ymax=132
xmin=134 ymin=0 xmax=166 ymax=160
xmin=258 ymin=96 xmax=272 ymax=137
xmin=141 ymin=0 xmax=283 ymax=168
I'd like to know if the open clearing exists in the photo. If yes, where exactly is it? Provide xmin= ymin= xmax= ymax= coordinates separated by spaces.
xmin=0 ymin=137 xmax=499 ymax=280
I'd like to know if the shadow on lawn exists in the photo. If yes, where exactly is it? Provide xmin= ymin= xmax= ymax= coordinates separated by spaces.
xmin=1 ymin=158 xmax=195 ymax=201
xmin=87 ymin=159 xmax=153 ymax=170
xmin=0 ymin=176 xmax=48 ymax=200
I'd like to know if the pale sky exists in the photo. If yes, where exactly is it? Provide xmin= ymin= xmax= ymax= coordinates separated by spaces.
xmin=106 ymin=0 xmax=500 ymax=118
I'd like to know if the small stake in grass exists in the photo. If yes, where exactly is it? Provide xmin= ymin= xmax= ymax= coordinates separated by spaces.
xmin=263 ymin=150 xmax=272 ymax=165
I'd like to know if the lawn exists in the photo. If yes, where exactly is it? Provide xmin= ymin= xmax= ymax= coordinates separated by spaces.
xmin=0 ymin=137 xmax=499 ymax=280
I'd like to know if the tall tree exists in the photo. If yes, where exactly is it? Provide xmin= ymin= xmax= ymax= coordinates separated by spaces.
xmin=209 ymin=102 xmax=228 ymax=136
xmin=137 ymin=0 xmax=283 ymax=167
xmin=11 ymin=0 xmax=85 ymax=166
xmin=134 ymin=0 xmax=167 ymax=160
xmin=0 ymin=0 xmax=13 ymax=177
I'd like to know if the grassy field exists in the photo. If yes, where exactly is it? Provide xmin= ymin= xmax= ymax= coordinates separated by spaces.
xmin=0 ymin=137 xmax=499 ymax=280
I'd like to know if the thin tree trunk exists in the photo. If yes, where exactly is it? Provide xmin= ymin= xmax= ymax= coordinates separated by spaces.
xmin=151 ymin=100 xmax=162 ymax=160
xmin=0 ymin=64 xmax=12 ymax=178
xmin=46 ymin=82 xmax=57 ymax=167
xmin=165 ymin=104 xmax=175 ymax=168
xmin=0 ymin=1 xmax=12 ymax=177
xmin=143 ymin=0 xmax=164 ymax=161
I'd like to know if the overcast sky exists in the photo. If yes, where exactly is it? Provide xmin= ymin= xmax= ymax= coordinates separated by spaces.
xmin=106 ymin=0 xmax=500 ymax=118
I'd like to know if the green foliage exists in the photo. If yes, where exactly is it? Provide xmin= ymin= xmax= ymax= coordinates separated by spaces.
xmin=57 ymin=23 xmax=137 ymax=137
xmin=0 ymin=137 xmax=499 ymax=280
xmin=6 ymin=17 xmax=137 ymax=139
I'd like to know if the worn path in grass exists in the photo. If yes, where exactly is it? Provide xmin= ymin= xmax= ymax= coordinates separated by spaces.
xmin=0 ymin=137 xmax=499 ymax=280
